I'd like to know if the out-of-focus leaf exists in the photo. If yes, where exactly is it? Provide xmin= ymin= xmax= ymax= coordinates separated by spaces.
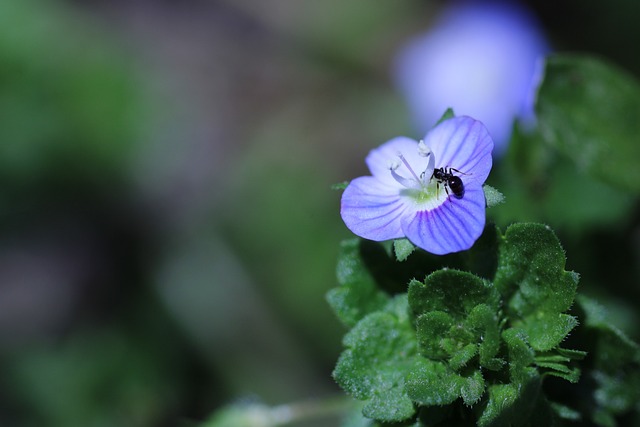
xmin=536 ymin=54 xmax=640 ymax=193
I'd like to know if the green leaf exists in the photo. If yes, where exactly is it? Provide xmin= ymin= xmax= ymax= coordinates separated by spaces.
xmin=556 ymin=347 xmax=587 ymax=361
xmin=460 ymin=370 xmax=485 ymax=406
xmin=435 ymin=108 xmax=455 ymax=125
xmin=502 ymin=329 xmax=535 ymax=383
xmin=409 ymin=270 xmax=498 ymax=320
xmin=494 ymin=223 xmax=578 ymax=317
xmin=536 ymin=53 xmax=640 ymax=193
xmin=483 ymin=185 xmax=505 ymax=208
xmin=578 ymin=295 xmax=640 ymax=368
xmin=575 ymin=296 xmax=640 ymax=423
xmin=449 ymin=343 xmax=478 ymax=371
xmin=415 ymin=311 xmax=454 ymax=360
xmin=406 ymin=362 xmax=460 ymax=406
xmin=520 ymin=313 xmax=578 ymax=352
xmin=327 ymin=239 xmax=390 ymax=327
xmin=592 ymin=370 xmax=640 ymax=415
xmin=467 ymin=304 xmax=502 ymax=369
xmin=393 ymin=238 xmax=416 ymax=262
xmin=332 ymin=181 xmax=350 ymax=190
xmin=333 ymin=296 xmax=417 ymax=422
xmin=478 ymin=371 xmax=548 ymax=427
xmin=550 ymin=402 xmax=581 ymax=421
xmin=406 ymin=359 xmax=483 ymax=407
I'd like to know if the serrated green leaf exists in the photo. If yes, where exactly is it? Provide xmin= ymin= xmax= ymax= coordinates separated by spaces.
xmin=415 ymin=311 xmax=454 ymax=359
xmin=536 ymin=54 xmax=640 ymax=193
xmin=460 ymin=370 xmax=485 ymax=406
xmin=483 ymin=185 xmax=505 ymax=208
xmin=327 ymin=239 xmax=390 ymax=327
xmin=495 ymin=223 xmax=578 ymax=318
xmin=393 ymin=238 xmax=416 ymax=262
xmin=478 ymin=371 xmax=544 ymax=427
xmin=449 ymin=344 xmax=478 ymax=371
xmin=536 ymin=361 xmax=572 ymax=373
xmin=478 ymin=384 xmax=519 ymax=427
xmin=405 ymin=359 xmax=466 ymax=406
xmin=502 ymin=328 xmax=535 ymax=384
xmin=333 ymin=298 xmax=417 ymax=422
xmin=467 ymin=304 xmax=501 ymax=368
xmin=556 ymin=347 xmax=587 ymax=361
xmin=520 ymin=313 xmax=578 ymax=352
xmin=409 ymin=270 xmax=498 ymax=320
xmin=544 ymin=368 xmax=581 ymax=383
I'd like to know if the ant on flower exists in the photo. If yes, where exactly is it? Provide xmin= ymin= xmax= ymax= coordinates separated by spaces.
xmin=432 ymin=167 xmax=467 ymax=199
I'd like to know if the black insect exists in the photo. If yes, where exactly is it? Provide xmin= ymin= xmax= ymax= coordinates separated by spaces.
xmin=432 ymin=167 xmax=466 ymax=199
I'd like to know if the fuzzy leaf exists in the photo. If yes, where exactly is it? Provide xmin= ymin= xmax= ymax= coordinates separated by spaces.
xmin=448 ymin=343 xmax=478 ymax=371
xmin=327 ymin=239 xmax=390 ymax=327
xmin=495 ymin=223 xmax=578 ymax=318
xmin=409 ymin=270 xmax=498 ymax=320
xmin=467 ymin=303 xmax=502 ymax=369
xmin=460 ymin=370 xmax=485 ymax=406
xmin=520 ymin=313 xmax=578 ymax=351
xmin=415 ymin=311 xmax=454 ymax=360
xmin=333 ymin=296 xmax=417 ymax=422
xmin=406 ymin=359 xmax=485 ymax=407
xmin=406 ymin=359 xmax=462 ymax=406
xmin=393 ymin=238 xmax=416 ymax=262
xmin=483 ymin=184 xmax=505 ymax=208
xmin=536 ymin=54 xmax=640 ymax=193
xmin=478 ymin=370 xmax=548 ymax=427
xmin=502 ymin=328 xmax=535 ymax=383
xmin=411 ymin=272 xmax=501 ymax=373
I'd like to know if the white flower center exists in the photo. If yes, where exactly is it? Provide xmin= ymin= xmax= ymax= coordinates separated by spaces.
xmin=388 ymin=141 xmax=448 ymax=208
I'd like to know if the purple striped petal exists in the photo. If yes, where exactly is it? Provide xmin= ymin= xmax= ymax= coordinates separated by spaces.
xmin=365 ymin=136 xmax=426 ymax=186
xmin=424 ymin=116 xmax=493 ymax=186
xmin=341 ymin=176 xmax=407 ymax=241
xmin=401 ymin=185 xmax=486 ymax=255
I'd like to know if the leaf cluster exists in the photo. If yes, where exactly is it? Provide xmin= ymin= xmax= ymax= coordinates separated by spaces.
xmin=328 ymin=223 xmax=640 ymax=426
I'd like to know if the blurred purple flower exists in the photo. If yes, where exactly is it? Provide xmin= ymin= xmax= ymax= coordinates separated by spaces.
xmin=340 ymin=116 xmax=493 ymax=255
xmin=393 ymin=2 xmax=548 ymax=155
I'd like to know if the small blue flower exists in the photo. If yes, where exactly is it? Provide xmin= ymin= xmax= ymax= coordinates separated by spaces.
xmin=340 ymin=116 xmax=493 ymax=255
xmin=393 ymin=2 xmax=548 ymax=155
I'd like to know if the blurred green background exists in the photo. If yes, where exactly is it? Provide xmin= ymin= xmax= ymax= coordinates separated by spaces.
xmin=0 ymin=0 xmax=639 ymax=426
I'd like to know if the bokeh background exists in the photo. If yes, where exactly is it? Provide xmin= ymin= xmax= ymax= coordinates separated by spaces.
xmin=1 ymin=0 xmax=639 ymax=426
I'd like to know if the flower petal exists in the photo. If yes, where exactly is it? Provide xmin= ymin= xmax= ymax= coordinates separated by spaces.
xmin=401 ymin=185 xmax=486 ymax=255
xmin=425 ymin=116 xmax=493 ymax=186
xmin=341 ymin=176 xmax=408 ymax=241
